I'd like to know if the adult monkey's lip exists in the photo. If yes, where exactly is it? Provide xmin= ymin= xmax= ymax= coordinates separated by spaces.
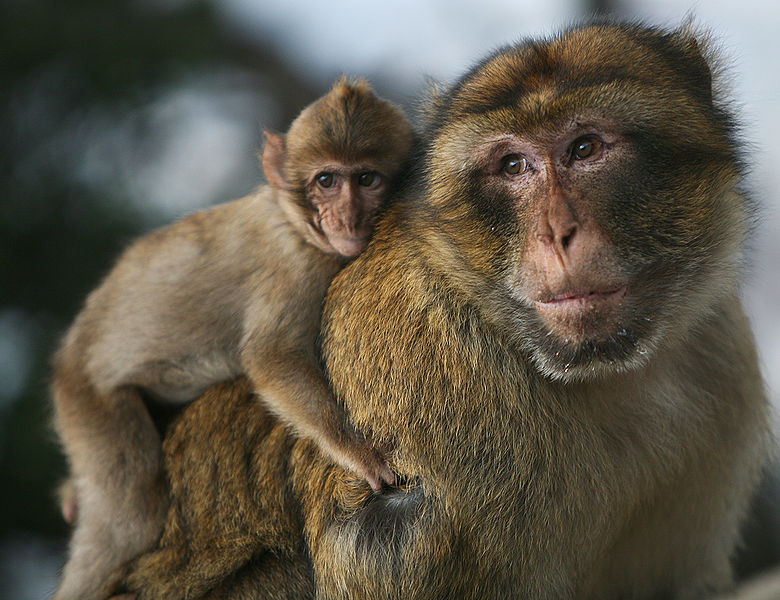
xmin=536 ymin=287 xmax=627 ymax=305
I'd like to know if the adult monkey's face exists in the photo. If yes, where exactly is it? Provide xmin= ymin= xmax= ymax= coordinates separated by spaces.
xmin=423 ymin=24 xmax=746 ymax=381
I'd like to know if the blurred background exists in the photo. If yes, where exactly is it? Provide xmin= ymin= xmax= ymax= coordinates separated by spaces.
xmin=1 ymin=0 xmax=778 ymax=597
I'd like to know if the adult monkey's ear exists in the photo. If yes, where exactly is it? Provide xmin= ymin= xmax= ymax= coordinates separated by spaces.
xmin=671 ymin=19 xmax=714 ymax=104
xmin=262 ymin=131 xmax=288 ymax=190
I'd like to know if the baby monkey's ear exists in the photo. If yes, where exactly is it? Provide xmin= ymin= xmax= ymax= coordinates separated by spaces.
xmin=262 ymin=131 xmax=288 ymax=190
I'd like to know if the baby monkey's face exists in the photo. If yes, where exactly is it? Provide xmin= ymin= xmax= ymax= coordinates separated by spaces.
xmin=306 ymin=163 xmax=388 ymax=258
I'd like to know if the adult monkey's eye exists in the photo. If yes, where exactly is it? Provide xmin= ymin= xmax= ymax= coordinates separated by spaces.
xmin=502 ymin=154 xmax=528 ymax=175
xmin=571 ymin=136 xmax=603 ymax=160
xmin=358 ymin=172 xmax=380 ymax=187
xmin=316 ymin=172 xmax=335 ymax=188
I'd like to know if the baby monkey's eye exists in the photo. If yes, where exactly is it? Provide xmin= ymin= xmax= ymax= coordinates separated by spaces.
xmin=316 ymin=172 xmax=335 ymax=188
xmin=358 ymin=172 xmax=380 ymax=187
xmin=502 ymin=154 xmax=528 ymax=176
xmin=570 ymin=136 xmax=603 ymax=161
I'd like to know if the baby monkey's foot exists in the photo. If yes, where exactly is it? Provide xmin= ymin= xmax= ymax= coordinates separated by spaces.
xmin=351 ymin=444 xmax=396 ymax=492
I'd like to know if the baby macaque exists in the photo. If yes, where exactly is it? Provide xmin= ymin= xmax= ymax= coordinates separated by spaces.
xmin=51 ymin=77 xmax=415 ymax=600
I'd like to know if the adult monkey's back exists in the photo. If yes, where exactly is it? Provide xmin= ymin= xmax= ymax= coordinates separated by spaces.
xmin=319 ymin=22 xmax=771 ymax=599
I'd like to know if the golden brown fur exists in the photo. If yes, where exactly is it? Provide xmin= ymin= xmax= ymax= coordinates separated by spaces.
xmin=111 ymin=22 xmax=770 ymax=600
xmin=102 ymin=379 xmax=314 ymax=599
xmin=51 ymin=79 xmax=414 ymax=600
xmin=317 ymin=22 xmax=771 ymax=599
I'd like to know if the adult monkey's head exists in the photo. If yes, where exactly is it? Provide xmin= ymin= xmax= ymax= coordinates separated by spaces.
xmin=421 ymin=23 xmax=747 ymax=381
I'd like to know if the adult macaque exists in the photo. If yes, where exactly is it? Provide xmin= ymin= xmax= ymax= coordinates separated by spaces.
xmin=51 ymin=78 xmax=414 ymax=600
xmin=112 ymin=22 xmax=771 ymax=600
xmin=318 ymin=23 xmax=772 ymax=598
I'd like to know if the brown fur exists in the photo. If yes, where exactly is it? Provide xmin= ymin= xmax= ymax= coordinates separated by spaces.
xmin=317 ymin=23 xmax=770 ymax=599
xmin=51 ymin=78 xmax=414 ymax=599
xmin=102 ymin=379 xmax=315 ymax=599
xmin=113 ymin=22 xmax=770 ymax=600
